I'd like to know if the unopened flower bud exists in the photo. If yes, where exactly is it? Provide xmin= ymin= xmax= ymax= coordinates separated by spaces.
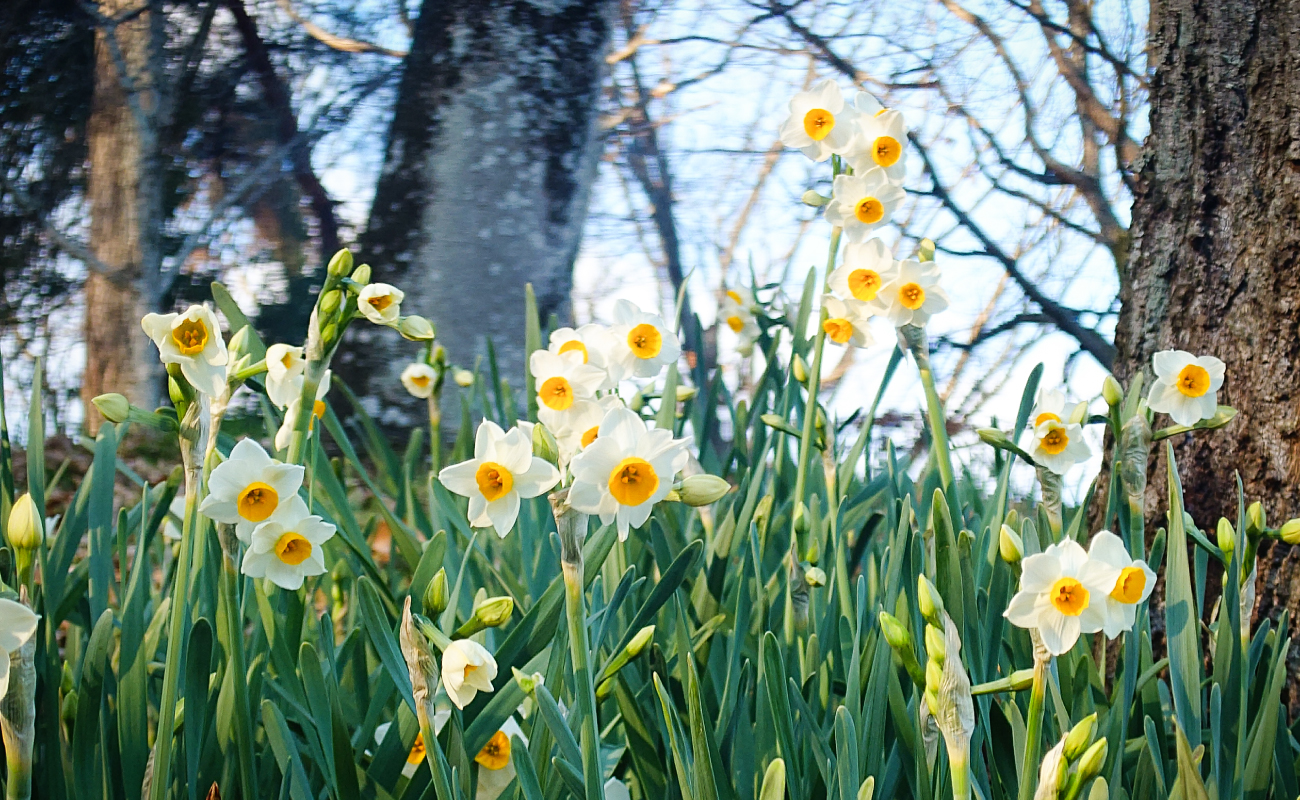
xmin=999 ymin=524 xmax=1024 ymax=564
xmin=1087 ymin=778 xmax=1109 ymax=800
xmin=804 ymin=566 xmax=827 ymax=587
xmin=924 ymin=659 xmax=942 ymax=694
xmin=677 ymin=475 xmax=731 ymax=506
xmin=675 ymin=386 xmax=697 ymax=402
xmin=532 ymin=423 xmax=559 ymax=466
xmin=917 ymin=575 xmax=945 ymax=626
xmin=1076 ymin=738 xmax=1108 ymax=781
xmin=327 ymin=248 xmax=354 ymax=277
xmin=1063 ymin=712 xmax=1097 ymax=760
xmin=511 ymin=667 xmax=544 ymax=695
xmin=1280 ymin=518 xmax=1300 ymax=545
xmin=1008 ymin=668 xmax=1034 ymax=691
xmin=319 ymin=289 xmax=342 ymax=316
xmin=792 ymin=354 xmax=808 ymax=383
xmin=92 ymin=393 xmax=131 ymax=424
xmin=350 ymin=263 xmax=372 ymax=284
xmin=1217 ymin=518 xmax=1236 ymax=553
xmin=802 ymin=190 xmax=830 ymax=207
xmin=473 ymin=596 xmax=514 ymax=628
xmin=398 ymin=315 xmax=435 ymax=341
xmin=1246 ymin=502 xmax=1265 ymax=538
xmin=627 ymin=625 xmax=655 ymax=658
xmin=422 ymin=568 xmax=448 ymax=616
xmin=924 ymin=624 xmax=946 ymax=664
xmin=8 ymin=493 xmax=43 ymax=550
xmin=1069 ymin=401 xmax=1089 ymax=425
xmin=917 ymin=239 xmax=935 ymax=262
xmin=878 ymin=612 xmax=912 ymax=652
xmin=454 ymin=369 xmax=474 ymax=387
xmin=1101 ymin=375 xmax=1123 ymax=407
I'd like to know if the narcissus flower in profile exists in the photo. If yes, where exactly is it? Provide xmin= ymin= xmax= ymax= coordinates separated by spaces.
xmin=437 ymin=420 xmax=560 ymax=536
xmin=265 ymin=343 xmax=306 ymax=408
xmin=1086 ymin=530 xmax=1156 ymax=638
xmin=401 ymin=363 xmax=438 ymax=399
xmin=358 ymin=283 xmax=404 ymax=325
xmin=568 ymin=407 xmax=691 ymax=540
xmin=142 ymin=304 xmax=229 ymax=396
xmin=829 ymin=238 xmax=897 ymax=305
xmin=718 ymin=288 xmax=761 ymax=355
xmin=777 ymin=79 xmax=857 ymax=162
xmin=871 ymin=259 xmax=948 ymax=328
xmin=529 ymin=349 xmax=606 ymax=432
xmin=821 ymin=295 xmax=875 ymax=348
xmin=846 ymin=108 xmax=908 ymax=184
xmin=825 ymin=167 xmax=906 ymax=242
xmin=548 ymin=324 xmax=614 ymax=387
xmin=274 ymin=370 xmax=333 ymax=452
xmin=441 ymin=639 xmax=498 ymax=709
xmin=241 ymin=496 xmax=335 ymax=590
xmin=0 ymin=598 xmax=39 ymax=700
xmin=201 ymin=437 xmax=306 ymax=544
xmin=608 ymin=300 xmax=683 ymax=380
xmin=1003 ymin=539 xmax=1117 ymax=656
xmin=1147 ymin=350 xmax=1225 ymax=426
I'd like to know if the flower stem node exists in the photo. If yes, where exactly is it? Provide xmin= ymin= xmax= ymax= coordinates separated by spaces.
xmin=676 ymin=475 xmax=731 ymax=506
xmin=326 ymin=248 xmax=354 ymax=277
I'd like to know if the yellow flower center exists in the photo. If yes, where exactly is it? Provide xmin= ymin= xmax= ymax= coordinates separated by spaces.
xmin=898 ymin=282 xmax=925 ymax=310
xmin=558 ymin=339 xmax=589 ymax=363
xmin=581 ymin=426 xmax=599 ymax=448
xmin=171 ymin=317 xmax=209 ymax=356
xmin=608 ymin=457 xmax=658 ymax=507
xmin=539 ymin=376 xmax=575 ymax=410
xmin=368 ymin=294 xmax=394 ymax=312
xmin=726 ymin=290 xmax=743 ymax=304
xmin=475 ymin=730 xmax=512 ymax=770
xmin=237 ymin=482 xmax=279 ymax=522
xmin=407 ymin=733 xmax=426 ymax=766
xmin=726 ymin=315 xmax=744 ymax=333
xmin=823 ymin=318 xmax=853 ymax=344
xmin=1049 ymin=577 xmax=1089 ymax=617
xmin=848 ymin=269 xmax=881 ymax=301
xmin=854 ymin=197 xmax=884 ymax=225
xmin=1034 ymin=412 xmax=1061 ymax=427
xmin=281 ymin=352 xmax=294 ymax=369
xmin=313 ymin=400 xmax=326 ymax=419
xmin=803 ymin=108 xmax=835 ymax=140
xmin=410 ymin=374 xmax=431 ymax=388
xmin=1176 ymin=364 xmax=1210 ymax=397
xmin=1040 ymin=427 xmax=1069 ymax=455
xmin=628 ymin=323 xmax=662 ymax=359
xmin=872 ymin=135 xmax=902 ymax=167
xmin=475 ymin=462 xmax=513 ymax=502
xmin=274 ymin=532 xmax=313 ymax=566
xmin=1111 ymin=566 xmax=1147 ymax=604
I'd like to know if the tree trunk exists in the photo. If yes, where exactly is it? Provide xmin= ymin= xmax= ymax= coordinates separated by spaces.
xmin=341 ymin=0 xmax=614 ymax=429
xmin=1117 ymin=0 xmax=1300 ymax=685
xmin=81 ymin=1 xmax=162 ymax=432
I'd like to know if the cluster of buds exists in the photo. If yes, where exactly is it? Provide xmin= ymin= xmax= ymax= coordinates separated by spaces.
xmin=594 ymin=624 xmax=656 ymax=699
xmin=1035 ymin=716 xmax=1108 ymax=800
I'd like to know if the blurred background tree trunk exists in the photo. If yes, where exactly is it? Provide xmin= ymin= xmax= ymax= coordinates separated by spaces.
xmin=82 ymin=0 xmax=162 ymax=432
xmin=1116 ymin=0 xmax=1300 ymax=670
xmin=342 ymin=0 xmax=614 ymax=429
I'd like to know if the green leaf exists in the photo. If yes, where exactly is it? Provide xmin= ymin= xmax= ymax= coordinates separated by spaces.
xmin=356 ymin=576 xmax=416 ymax=713
xmin=1163 ymin=444 xmax=1202 ymax=749
xmin=183 ymin=619 xmax=215 ymax=800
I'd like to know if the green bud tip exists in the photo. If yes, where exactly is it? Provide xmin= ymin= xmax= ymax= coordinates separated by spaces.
xmin=677 ymin=474 xmax=732 ymax=506
xmin=1101 ymin=375 xmax=1123 ymax=406
xmin=804 ymin=566 xmax=827 ymax=587
xmin=473 ymin=596 xmax=514 ymax=627
xmin=1280 ymin=518 xmax=1300 ymax=545
xmin=319 ymin=289 xmax=342 ymax=316
xmin=626 ymin=625 xmax=655 ymax=657
xmin=925 ymin=659 xmax=942 ymax=693
xmin=1247 ymin=501 xmax=1265 ymax=536
xmin=999 ymin=524 xmax=1024 ymax=564
xmin=924 ymin=624 xmax=946 ymax=663
xmin=1077 ymin=738 xmax=1108 ymax=780
xmin=531 ymin=422 xmax=560 ymax=465
xmin=350 ymin=263 xmax=372 ymax=284
xmin=877 ymin=611 xmax=913 ymax=651
xmin=423 ymin=568 xmax=449 ymax=615
xmin=327 ymin=248 xmax=354 ymax=277
xmin=7 ymin=492 xmax=44 ymax=550
xmin=917 ymin=574 xmax=945 ymax=625
xmin=1217 ymin=517 xmax=1236 ymax=552
xmin=792 ymin=353 xmax=809 ymax=383
xmin=92 ymin=393 xmax=131 ymax=424
xmin=1063 ymin=712 xmax=1097 ymax=760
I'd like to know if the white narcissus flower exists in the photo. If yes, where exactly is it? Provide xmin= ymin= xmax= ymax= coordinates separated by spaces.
xmin=529 ymin=350 xmax=606 ymax=432
xmin=1026 ymin=418 xmax=1091 ymax=475
xmin=569 ymin=407 xmax=691 ymax=540
xmin=141 ymin=305 xmax=229 ymax=396
xmin=777 ymin=79 xmax=857 ymax=162
xmin=1147 ymin=350 xmax=1226 ymax=426
xmin=829 ymin=238 xmax=897 ymax=305
xmin=200 ymin=437 xmax=306 ymax=544
xmin=162 ymin=495 xmax=186 ymax=541
xmin=401 ymin=363 xmax=438 ymax=399
xmin=437 ymin=421 xmax=561 ymax=536
xmin=872 ymin=258 xmax=949 ymax=328
xmin=241 ymin=496 xmax=335 ymax=590
xmin=265 ymin=343 xmax=306 ymax=408
xmin=442 ymin=639 xmax=497 ymax=709
xmin=603 ymin=778 xmax=632 ymax=800
xmin=1003 ymin=539 xmax=1118 ymax=656
xmin=846 ymin=108 xmax=908 ymax=183
xmin=358 ymin=283 xmax=404 ymax=325
xmin=1086 ymin=530 xmax=1157 ymax=638
xmin=0 ymin=598 xmax=39 ymax=701
xmin=555 ymin=394 xmax=625 ymax=465
xmin=474 ymin=718 xmax=527 ymax=800
xmin=718 ymin=288 xmax=761 ymax=356
xmin=825 ymin=168 xmax=905 ymax=242
xmin=821 ymin=295 xmax=875 ymax=348
xmin=609 ymin=299 xmax=682 ymax=380
xmin=548 ymin=324 xmax=615 ymax=388
xmin=274 ymin=371 xmax=332 ymax=452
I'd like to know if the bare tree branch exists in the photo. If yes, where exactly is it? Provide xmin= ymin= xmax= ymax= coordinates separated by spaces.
xmin=275 ymin=0 xmax=409 ymax=58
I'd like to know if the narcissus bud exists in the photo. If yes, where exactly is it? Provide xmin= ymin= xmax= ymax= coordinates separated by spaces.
xmin=92 ymin=393 xmax=130 ymax=424
xmin=422 ymin=568 xmax=448 ymax=616
xmin=878 ymin=611 xmax=912 ymax=652
xmin=1280 ymin=518 xmax=1300 ymax=545
xmin=1008 ymin=668 xmax=1034 ymax=690
xmin=1069 ymin=401 xmax=1089 ymax=425
xmin=1102 ymin=375 xmax=1123 ymax=407
xmin=924 ymin=624 xmax=946 ymax=664
xmin=454 ymin=369 xmax=474 ymax=387
xmin=319 ymin=289 xmax=342 ymax=316
xmin=677 ymin=475 xmax=731 ymax=506
xmin=801 ymin=190 xmax=830 ymax=207
xmin=398 ymin=315 xmax=435 ymax=341
xmin=1063 ymin=712 xmax=1097 ymax=760
xmin=1217 ymin=517 xmax=1236 ymax=553
xmin=792 ymin=354 xmax=809 ymax=383
xmin=1076 ymin=738 xmax=1108 ymax=781
xmin=327 ymin=248 xmax=354 ymax=277
xmin=8 ymin=492 xmax=43 ymax=550
xmin=532 ymin=423 xmax=559 ymax=466
xmin=627 ymin=624 xmax=656 ymax=658
xmin=999 ymin=524 xmax=1023 ymax=564
xmin=924 ymin=659 xmax=942 ymax=694
xmin=804 ymin=566 xmax=827 ymax=587
xmin=917 ymin=239 xmax=935 ymax=262
xmin=473 ymin=596 xmax=514 ymax=628
xmin=1246 ymin=501 xmax=1266 ymax=539
xmin=350 ymin=263 xmax=372 ymax=284
xmin=511 ymin=667 xmax=544 ymax=695
xmin=917 ymin=575 xmax=945 ymax=626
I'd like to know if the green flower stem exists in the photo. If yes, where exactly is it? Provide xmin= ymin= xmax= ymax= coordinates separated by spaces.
xmin=219 ymin=543 xmax=257 ymax=800
xmin=427 ymin=393 xmax=442 ymax=474
xmin=949 ymin=743 xmax=971 ymax=800
xmin=418 ymin=713 xmax=457 ymax=800
xmin=286 ymin=359 xmax=326 ymax=466
xmin=1018 ymin=652 xmax=1050 ymax=800
xmin=792 ymin=227 xmax=841 ymax=559
xmin=915 ymin=343 xmax=955 ymax=492
xmin=552 ymin=492 xmax=602 ymax=800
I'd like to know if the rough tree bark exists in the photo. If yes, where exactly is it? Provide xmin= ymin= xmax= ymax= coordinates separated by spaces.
xmin=340 ymin=0 xmax=614 ymax=429
xmin=1117 ymin=2 xmax=1300 ymax=677
xmin=81 ymin=1 xmax=162 ymax=432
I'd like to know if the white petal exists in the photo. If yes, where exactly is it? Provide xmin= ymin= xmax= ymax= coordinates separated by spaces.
xmin=1003 ymin=590 xmax=1042 ymax=628
xmin=0 ymin=599 xmax=39 ymax=652
xmin=439 ymin=460 xmax=481 ymax=498
xmin=485 ymin=493 xmax=520 ymax=537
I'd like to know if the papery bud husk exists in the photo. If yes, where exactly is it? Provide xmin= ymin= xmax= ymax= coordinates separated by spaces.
xmin=677 ymin=474 xmax=731 ymax=506
xmin=0 ymin=607 xmax=37 ymax=799
xmin=1033 ymin=740 xmax=1066 ymax=800
xmin=1118 ymin=413 xmax=1152 ymax=500
xmin=398 ymin=597 xmax=440 ymax=723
